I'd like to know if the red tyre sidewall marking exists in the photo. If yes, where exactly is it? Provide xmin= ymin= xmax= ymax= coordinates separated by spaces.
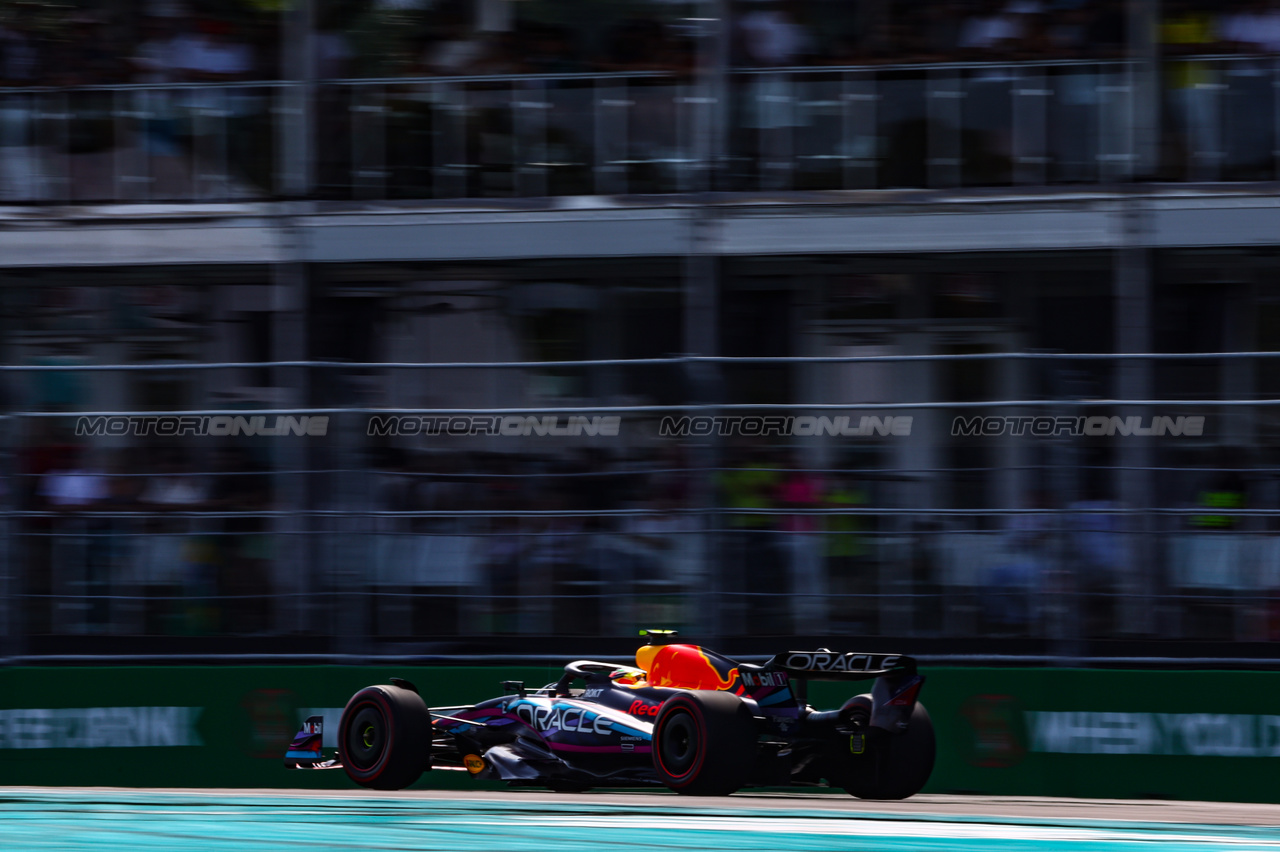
xmin=655 ymin=697 xmax=707 ymax=789
xmin=342 ymin=691 xmax=395 ymax=784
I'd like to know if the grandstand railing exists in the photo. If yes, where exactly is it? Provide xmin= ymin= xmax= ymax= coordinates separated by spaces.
xmin=0 ymin=56 xmax=1276 ymax=202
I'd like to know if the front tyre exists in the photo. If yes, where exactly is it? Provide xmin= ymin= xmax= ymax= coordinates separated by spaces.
xmin=652 ymin=691 xmax=757 ymax=796
xmin=837 ymin=699 xmax=935 ymax=800
xmin=339 ymin=684 xmax=432 ymax=790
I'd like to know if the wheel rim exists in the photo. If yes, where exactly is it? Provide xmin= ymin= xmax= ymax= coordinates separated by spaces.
xmin=659 ymin=710 xmax=699 ymax=776
xmin=345 ymin=703 xmax=387 ymax=771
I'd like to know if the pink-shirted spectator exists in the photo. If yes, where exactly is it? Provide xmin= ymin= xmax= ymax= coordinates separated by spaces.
xmin=777 ymin=459 xmax=826 ymax=630
xmin=777 ymin=463 xmax=822 ymax=533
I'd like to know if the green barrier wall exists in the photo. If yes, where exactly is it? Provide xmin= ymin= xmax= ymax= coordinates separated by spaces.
xmin=912 ymin=668 xmax=1280 ymax=804
xmin=2 ymin=665 xmax=1279 ymax=802
xmin=0 ymin=665 xmax=563 ymax=790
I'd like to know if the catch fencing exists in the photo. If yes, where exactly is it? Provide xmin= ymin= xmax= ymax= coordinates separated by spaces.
xmin=1 ymin=351 xmax=1277 ymax=660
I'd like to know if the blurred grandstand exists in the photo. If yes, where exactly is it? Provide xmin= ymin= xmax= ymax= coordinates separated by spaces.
xmin=2 ymin=0 xmax=1280 ymax=663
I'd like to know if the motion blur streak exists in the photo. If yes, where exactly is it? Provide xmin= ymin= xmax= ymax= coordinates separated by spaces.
xmin=3 ymin=789 xmax=1280 ymax=852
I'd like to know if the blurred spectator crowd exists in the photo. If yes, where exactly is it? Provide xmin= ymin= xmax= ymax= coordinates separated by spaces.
xmin=16 ymin=426 xmax=1257 ymax=644
xmin=2 ymin=0 xmax=1280 ymax=88
xmin=11 ymin=427 xmax=886 ymax=639
xmin=8 ymin=400 xmax=1276 ymax=648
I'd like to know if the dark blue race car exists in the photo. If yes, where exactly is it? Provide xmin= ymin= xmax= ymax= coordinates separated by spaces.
xmin=285 ymin=632 xmax=934 ymax=797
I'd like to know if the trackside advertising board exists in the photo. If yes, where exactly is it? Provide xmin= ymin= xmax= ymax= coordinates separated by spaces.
xmin=917 ymin=667 xmax=1280 ymax=803
xmin=1 ymin=665 xmax=1279 ymax=801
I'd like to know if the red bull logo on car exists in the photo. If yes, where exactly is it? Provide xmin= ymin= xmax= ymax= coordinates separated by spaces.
xmin=647 ymin=645 xmax=740 ymax=691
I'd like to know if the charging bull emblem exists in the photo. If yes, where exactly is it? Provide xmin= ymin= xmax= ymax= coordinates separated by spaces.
xmin=647 ymin=644 xmax=739 ymax=691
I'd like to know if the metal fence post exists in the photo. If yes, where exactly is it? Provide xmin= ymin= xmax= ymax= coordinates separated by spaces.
xmin=1114 ymin=212 xmax=1155 ymax=637
xmin=271 ymin=260 xmax=309 ymax=637
xmin=1193 ymin=65 xmax=1225 ymax=182
xmin=0 ymin=416 xmax=12 ymax=660
xmin=274 ymin=0 xmax=316 ymax=624
xmin=514 ymin=77 xmax=548 ymax=198
xmin=1274 ymin=58 xmax=1280 ymax=179
xmin=686 ymin=0 xmax=728 ymax=642
xmin=434 ymin=82 xmax=467 ymax=199
xmin=1013 ymin=66 xmax=1048 ymax=185
xmin=1129 ymin=0 xmax=1160 ymax=179
xmin=927 ymin=68 xmax=962 ymax=188
xmin=51 ymin=91 xmax=71 ymax=203
xmin=756 ymin=72 xmax=794 ymax=191
xmin=843 ymin=70 xmax=878 ymax=189
xmin=353 ymin=84 xmax=388 ymax=199
xmin=1098 ymin=63 xmax=1134 ymax=182
xmin=278 ymin=0 xmax=314 ymax=198
xmin=592 ymin=77 xmax=602 ymax=195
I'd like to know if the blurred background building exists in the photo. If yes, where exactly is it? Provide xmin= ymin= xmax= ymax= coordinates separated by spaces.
xmin=2 ymin=0 xmax=1280 ymax=661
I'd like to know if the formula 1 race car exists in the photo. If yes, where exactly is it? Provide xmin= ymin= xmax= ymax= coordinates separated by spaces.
xmin=285 ymin=632 xmax=934 ymax=798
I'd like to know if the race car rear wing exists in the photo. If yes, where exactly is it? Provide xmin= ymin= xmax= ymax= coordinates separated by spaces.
xmin=763 ymin=651 xmax=924 ymax=732
xmin=763 ymin=650 xmax=917 ymax=681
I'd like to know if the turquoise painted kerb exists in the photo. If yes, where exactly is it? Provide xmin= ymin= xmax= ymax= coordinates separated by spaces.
xmin=2 ymin=790 xmax=1279 ymax=852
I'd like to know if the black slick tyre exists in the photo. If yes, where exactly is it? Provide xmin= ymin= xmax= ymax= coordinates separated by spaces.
xmin=338 ymin=684 xmax=432 ymax=790
xmin=837 ymin=699 xmax=935 ymax=800
xmin=651 ymin=690 xmax=757 ymax=796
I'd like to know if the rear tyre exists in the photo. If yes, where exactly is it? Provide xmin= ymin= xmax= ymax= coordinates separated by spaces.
xmin=652 ymin=690 xmax=757 ymax=796
xmin=835 ymin=698 xmax=935 ymax=800
xmin=339 ymin=684 xmax=432 ymax=790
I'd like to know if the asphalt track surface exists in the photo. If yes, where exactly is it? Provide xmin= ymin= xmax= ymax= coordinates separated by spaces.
xmin=4 ymin=788 xmax=1280 ymax=851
